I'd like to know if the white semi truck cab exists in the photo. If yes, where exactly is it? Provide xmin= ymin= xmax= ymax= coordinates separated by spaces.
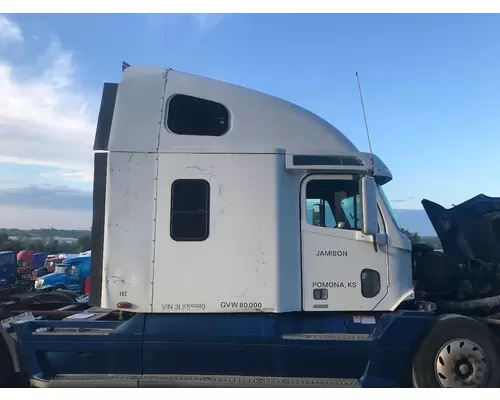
xmin=2 ymin=65 xmax=500 ymax=388
xmin=91 ymin=66 xmax=413 ymax=315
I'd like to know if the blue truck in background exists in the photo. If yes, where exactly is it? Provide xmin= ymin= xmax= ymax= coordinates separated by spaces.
xmin=0 ymin=251 xmax=16 ymax=291
xmin=34 ymin=254 xmax=91 ymax=295
xmin=32 ymin=253 xmax=47 ymax=270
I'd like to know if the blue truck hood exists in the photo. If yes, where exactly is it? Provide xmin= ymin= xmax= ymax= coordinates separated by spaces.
xmin=422 ymin=194 xmax=500 ymax=264
xmin=40 ymin=272 xmax=65 ymax=284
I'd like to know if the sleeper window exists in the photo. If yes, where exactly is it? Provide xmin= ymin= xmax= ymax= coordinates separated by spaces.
xmin=170 ymin=179 xmax=210 ymax=241
xmin=166 ymin=94 xmax=229 ymax=137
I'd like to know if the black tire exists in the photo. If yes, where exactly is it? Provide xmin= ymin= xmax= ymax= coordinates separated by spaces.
xmin=0 ymin=337 xmax=13 ymax=387
xmin=412 ymin=316 xmax=500 ymax=388
xmin=24 ymin=282 xmax=34 ymax=292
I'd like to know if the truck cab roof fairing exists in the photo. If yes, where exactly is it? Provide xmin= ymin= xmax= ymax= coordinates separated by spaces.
xmin=106 ymin=67 xmax=360 ymax=156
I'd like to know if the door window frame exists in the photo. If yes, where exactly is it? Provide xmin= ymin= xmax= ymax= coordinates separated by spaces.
xmin=300 ymin=174 xmax=386 ymax=239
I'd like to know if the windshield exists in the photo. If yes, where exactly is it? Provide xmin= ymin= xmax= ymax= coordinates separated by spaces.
xmin=54 ymin=265 xmax=68 ymax=274
xmin=378 ymin=184 xmax=402 ymax=231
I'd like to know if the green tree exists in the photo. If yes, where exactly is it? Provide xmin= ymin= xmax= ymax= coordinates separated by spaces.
xmin=77 ymin=235 xmax=91 ymax=252
xmin=0 ymin=232 xmax=8 ymax=248
xmin=44 ymin=239 xmax=60 ymax=254
xmin=3 ymin=239 xmax=22 ymax=252
xmin=1 ymin=236 xmax=94 ymax=255
xmin=29 ymin=239 xmax=46 ymax=253
xmin=402 ymin=228 xmax=420 ymax=243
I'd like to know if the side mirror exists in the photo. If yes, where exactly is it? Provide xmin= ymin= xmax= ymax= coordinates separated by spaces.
xmin=361 ymin=176 xmax=378 ymax=235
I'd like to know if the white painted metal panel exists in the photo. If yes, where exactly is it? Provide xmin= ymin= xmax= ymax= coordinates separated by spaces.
xmin=159 ymin=70 xmax=358 ymax=155
xmin=275 ymin=164 xmax=303 ymax=312
xmin=373 ymin=190 xmax=414 ymax=311
xmin=152 ymin=153 xmax=284 ymax=313
xmin=101 ymin=151 xmax=156 ymax=312
xmin=107 ymin=67 xmax=166 ymax=153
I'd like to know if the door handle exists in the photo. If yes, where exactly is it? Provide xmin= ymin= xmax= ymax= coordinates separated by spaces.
xmin=355 ymin=231 xmax=388 ymax=246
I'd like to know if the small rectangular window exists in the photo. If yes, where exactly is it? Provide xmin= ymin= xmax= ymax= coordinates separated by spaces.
xmin=170 ymin=179 xmax=210 ymax=241
xmin=293 ymin=155 xmax=363 ymax=167
xmin=166 ymin=94 xmax=229 ymax=137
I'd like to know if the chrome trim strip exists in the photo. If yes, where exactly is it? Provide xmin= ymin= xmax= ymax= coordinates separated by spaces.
xmin=282 ymin=333 xmax=373 ymax=341
xmin=32 ymin=328 xmax=113 ymax=336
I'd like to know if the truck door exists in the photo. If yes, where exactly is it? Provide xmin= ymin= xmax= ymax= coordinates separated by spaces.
xmin=300 ymin=174 xmax=388 ymax=311
xmin=66 ymin=263 xmax=81 ymax=292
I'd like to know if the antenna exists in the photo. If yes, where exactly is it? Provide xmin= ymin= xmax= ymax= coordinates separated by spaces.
xmin=355 ymin=72 xmax=375 ymax=174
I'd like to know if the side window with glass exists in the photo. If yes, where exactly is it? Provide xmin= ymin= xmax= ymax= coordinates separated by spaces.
xmin=170 ymin=179 xmax=210 ymax=241
xmin=306 ymin=199 xmax=337 ymax=228
xmin=305 ymin=178 xmax=364 ymax=231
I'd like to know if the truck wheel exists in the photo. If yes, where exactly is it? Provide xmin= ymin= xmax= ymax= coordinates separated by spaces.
xmin=24 ymin=282 xmax=34 ymax=292
xmin=412 ymin=316 xmax=500 ymax=388
xmin=0 ymin=337 xmax=13 ymax=387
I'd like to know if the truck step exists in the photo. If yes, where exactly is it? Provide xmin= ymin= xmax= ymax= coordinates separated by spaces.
xmin=140 ymin=374 xmax=361 ymax=387
xmin=31 ymin=374 xmax=361 ymax=388
xmin=31 ymin=374 xmax=141 ymax=388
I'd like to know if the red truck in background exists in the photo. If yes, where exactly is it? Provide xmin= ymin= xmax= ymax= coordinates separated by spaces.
xmin=16 ymin=251 xmax=47 ymax=277
xmin=42 ymin=255 xmax=66 ymax=274
xmin=16 ymin=250 xmax=33 ymax=278
xmin=16 ymin=250 xmax=48 ymax=291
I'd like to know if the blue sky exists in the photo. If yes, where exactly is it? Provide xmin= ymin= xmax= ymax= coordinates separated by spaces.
xmin=0 ymin=13 xmax=499 ymax=230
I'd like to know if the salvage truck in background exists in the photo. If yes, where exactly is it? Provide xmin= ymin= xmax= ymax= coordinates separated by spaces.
xmin=2 ymin=65 xmax=500 ymax=388
xmin=16 ymin=251 xmax=47 ymax=285
xmin=42 ymin=254 xmax=80 ymax=275
xmin=34 ymin=253 xmax=91 ymax=294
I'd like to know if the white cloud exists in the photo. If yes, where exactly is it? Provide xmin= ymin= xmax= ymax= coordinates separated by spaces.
xmin=0 ymin=14 xmax=224 ymax=187
xmin=0 ymin=16 xmax=98 ymax=183
xmin=0 ymin=14 xmax=23 ymax=44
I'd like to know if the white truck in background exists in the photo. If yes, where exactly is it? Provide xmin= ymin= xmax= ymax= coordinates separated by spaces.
xmin=1 ymin=64 xmax=500 ymax=388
